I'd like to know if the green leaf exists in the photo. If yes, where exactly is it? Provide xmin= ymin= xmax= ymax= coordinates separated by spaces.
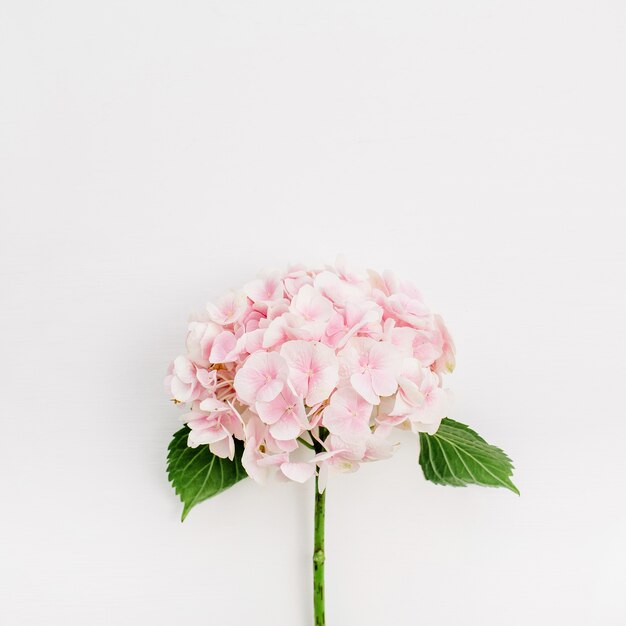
xmin=419 ymin=418 xmax=519 ymax=494
xmin=167 ymin=427 xmax=248 ymax=521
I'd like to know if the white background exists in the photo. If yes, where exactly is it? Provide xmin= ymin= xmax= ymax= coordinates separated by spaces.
xmin=1 ymin=1 xmax=625 ymax=625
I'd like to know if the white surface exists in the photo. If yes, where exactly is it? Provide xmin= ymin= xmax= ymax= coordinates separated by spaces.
xmin=1 ymin=1 xmax=625 ymax=625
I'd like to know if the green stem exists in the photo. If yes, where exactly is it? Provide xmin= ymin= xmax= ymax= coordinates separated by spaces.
xmin=313 ymin=474 xmax=325 ymax=626
xmin=298 ymin=436 xmax=315 ymax=450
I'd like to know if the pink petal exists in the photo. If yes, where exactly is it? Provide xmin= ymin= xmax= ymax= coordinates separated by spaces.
xmin=307 ymin=366 xmax=339 ymax=405
xmin=196 ymin=368 xmax=217 ymax=390
xmin=262 ymin=316 xmax=289 ymax=349
xmin=306 ymin=343 xmax=339 ymax=404
xmin=256 ymin=452 xmax=289 ymax=467
xmin=273 ymin=437 xmax=299 ymax=452
xmin=256 ymin=378 xmax=285 ymax=403
xmin=173 ymin=356 xmax=196 ymax=384
xmin=244 ymin=328 xmax=265 ymax=354
xmin=369 ymin=342 xmax=402 ymax=374
xmin=291 ymin=285 xmax=334 ymax=322
xmin=312 ymin=449 xmax=346 ymax=462
xmin=280 ymin=462 xmax=316 ymax=483
xmin=233 ymin=366 xmax=265 ymax=405
xmin=370 ymin=369 xmax=398 ymax=398
xmin=210 ymin=436 xmax=235 ymax=459
xmin=199 ymin=397 xmax=230 ymax=412
xmin=269 ymin=412 xmax=302 ymax=440
xmin=256 ymin=395 xmax=287 ymax=425
xmin=340 ymin=416 xmax=372 ymax=441
xmin=188 ymin=424 xmax=229 ymax=447
xmin=398 ymin=377 xmax=424 ymax=406
xmin=206 ymin=291 xmax=248 ymax=325
xmin=280 ymin=339 xmax=312 ymax=372
xmin=186 ymin=322 xmax=221 ymax=366
xmin=180 ymin=410 xmax=205 ymax=424
xmin=325 ymin=386 xmax=354 ymax=416
xmin=245 ymin=275 xmax=283 ymax=303
xmin=170 ymin=376 xmax=197 ymax=403
xmin=317 ymin=463 xmax=329 ymax=492
xmin=322 ymin=388 xmax=373 ymax=442
xmin=350 ymin=371 xmax=379 ymax=404
xmin=209 ymin=331 xmax=237 ymax=363
xmin=280 ymin=340 xmax=313 ymax=396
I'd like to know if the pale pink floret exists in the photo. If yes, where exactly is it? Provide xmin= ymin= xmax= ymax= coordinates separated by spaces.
xmin=341 ymin=300 xmax=382 ymax=342
xmin=312 ymin=435 xmax=365 ymax=492
xmin=280 ymin=340 xmax=339 ymax=406
xmin=340 ymin=338 xmax=402 ymax=404
xmin=323 ymin=300 xmax=383 ymax=349
xmin=323 ymin=387 xmax=373 ymax=442
xmin=255 ymin=387 xmax=309 ymax=441
xmin=383 ymin=321 xmax=418 ymax=358
xmin=241 ymin=416 xmax=314 ymax=483
xmin=206 ymin=291 xmax=248 ymax=326
xmin=186 ymin=321 xmax=222 ymax=367
xmin=261 ymin=285 xmax=334 ymax=347
xmin=367 ymin=268 xmax=398 ymax=296
xmin=312 ymin=428 xmax=396 ymax=491
xmin=382 ymin=292 xmax=431 ymax=328
xmin=283 ymin=265 xmax=313 ymax=297
xmin=241 ymin=417 xmax=282 ymax=484
xmin=183 ymin=401 xmax=243 ymax=459
xmin=389 ymin=358 xmax=449 ymax=434
xmin=412 ymin=325 xmax=444 ymax=366
xmin=262 ymin=311 xmax=324 ymax=349
xmin=195 ymin=367 xmax=218 ymax=392
xmin=242 ymin=328 xmax=265 ymax=355
xmin=280 ymin=462 xmax=316 ymax=483
xmin=245 ymin=273 xmax=284 ymax=304
xmin=167 ymin=356 xmax=203 ymax=403
xmin=290 ymin=285 xmax=334 ymax=324
xmin=209 ymin=330 xmax=247 ymax=364
xmin=234 ymin=350 xmax=289 ymax=405
xmin=313 ymin=271 xmax=364 ymax=307
xmin=363 ymin=428 xmax=396 ymax=461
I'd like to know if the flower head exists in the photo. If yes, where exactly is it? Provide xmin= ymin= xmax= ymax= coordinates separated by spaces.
xmin=166 ymin=258 xmax=455 ymax=487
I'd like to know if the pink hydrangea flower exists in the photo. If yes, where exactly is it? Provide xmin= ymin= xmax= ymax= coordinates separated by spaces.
xmin=209 ymin=330 xmax=242 ymax=364
xmin=166 ymin=259 xmax=456 ymax=489
xmin=280 ymin=340 xmax=339 ymax=405
xmin=290 ymin=285 xmax=334 ymax=324
xmin=378 ymin=358 xmax=450 ymax=434
xmin=245 ymin=273 xmax=284 ymax=305
xmin=206 ymin=291 xmax=248 ymax=326
xmin=312 ymin=436 xmax=363 ymax=492
xmin=241 ymin=416 xmax=314 ymax=483
xmin=186 ymin=321 xmax=222 ymax=367
xmin=256 ymin=387 xmax=309 ymax=441
xmin=182 ymin=400 xmax=243 ymax=459
xmin=323 ymin=387 xmax=373 ymax=442
xmin=234 ymin=351 xmax=289 ymax=404
xmin=339 ymin=338 xmax=402 ymax=404
xmin=166 ymin=356 xmax=203 ymax=403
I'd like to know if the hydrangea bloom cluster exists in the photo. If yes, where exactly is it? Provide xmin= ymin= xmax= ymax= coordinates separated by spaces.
xmin=165 ymin=260 xmax=455 ymax=490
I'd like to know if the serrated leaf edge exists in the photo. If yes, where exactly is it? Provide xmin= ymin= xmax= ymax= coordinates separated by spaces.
xmin=420 ymin=419 xmax=519 ymax=494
